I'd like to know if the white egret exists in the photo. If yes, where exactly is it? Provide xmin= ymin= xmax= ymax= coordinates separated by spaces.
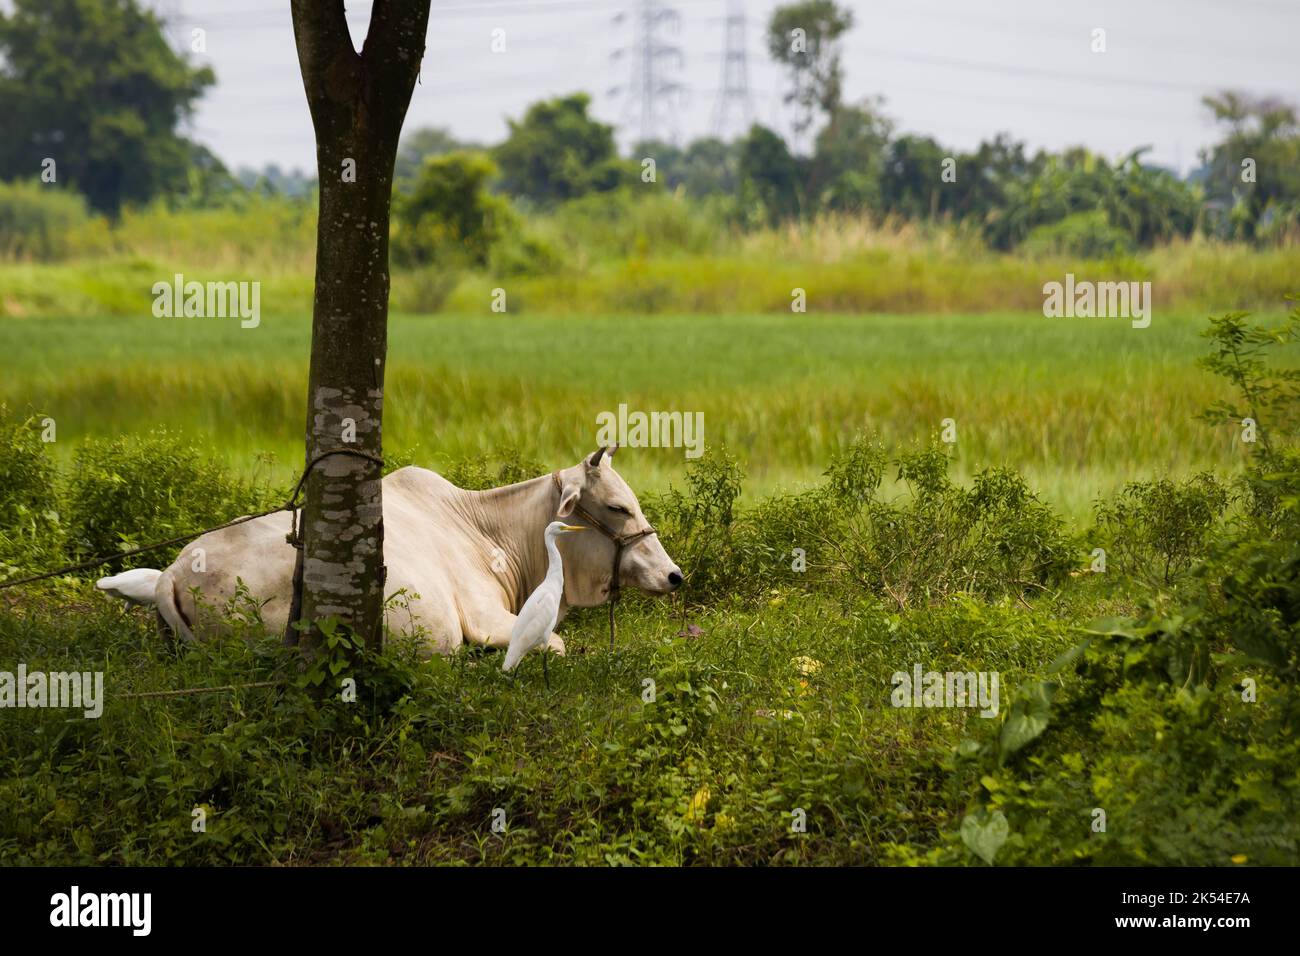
xmin=96 ymin=568 xmax=162 ymax=607
xmin=503 ymin=521 xmax=587 ymax=687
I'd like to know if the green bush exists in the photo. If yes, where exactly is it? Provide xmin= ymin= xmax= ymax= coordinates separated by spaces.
xmin=63 ymin=430 xmax=265 ymax=571
xmin=819 ymin=439 xmax=1074 ymax=609
xmin=650 ymin=437 xmax=1073 ymax=608
xmin=391 ymin=151 xmax=566 ymax=306
xmin=643 ymin=447 xmax=745 ymax=599
xmin=392 ymin=151 xmax=514 ymax=270
xmin=488 ymin=227 xmax=564 ymax=278
xmin=0 ymin=180 xmax=100 ymax=261
xmin=390 ymin=266 xmax=462 ymax=314
xmin=918 ymin=305 xmax=1300 ymax=867
xmin=1196 ymin=306 xmax=1300 ymax=523
xmin=1021 ymin=209 xmax=1134 ymax=259
xmin=543 ymin=188 xmax=723 ymax=262
xmin=729 ymin=488 xmax=840 ymax=597
xmin=929 ymin=518 xmax=1300 ymax=866
xmin=1093 ymin=472 xmax=1233 ymax=588
xmin=0 ymin=407 xmax=62 ymax=570
xmin=440 ymin=447 xmax=546 ymax=491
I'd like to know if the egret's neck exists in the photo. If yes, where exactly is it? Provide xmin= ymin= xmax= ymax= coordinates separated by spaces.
xmin=543 ymin=534 xmax=565 ymax=586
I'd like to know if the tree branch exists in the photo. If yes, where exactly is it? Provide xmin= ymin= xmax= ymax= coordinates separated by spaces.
xmin=290 ymin=0 xmax=358 ymax=128
xmin=361 ymin=0 xmax=430 ymax=132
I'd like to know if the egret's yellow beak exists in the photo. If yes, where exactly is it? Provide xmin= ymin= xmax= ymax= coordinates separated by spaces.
xmin=559 ymin=524 xmax=587 ymax=532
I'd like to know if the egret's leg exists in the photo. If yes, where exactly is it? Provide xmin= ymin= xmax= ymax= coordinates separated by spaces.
xmin=542 ymin=648 xmax=550 ymax=691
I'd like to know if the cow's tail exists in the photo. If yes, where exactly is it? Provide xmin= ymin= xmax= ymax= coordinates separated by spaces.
xmin=154 ymin=568 xmax=195 ymax=643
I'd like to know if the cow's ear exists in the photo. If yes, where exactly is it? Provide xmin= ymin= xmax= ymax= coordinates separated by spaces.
xmin=557 ymin=480 xmax=581 ymax=518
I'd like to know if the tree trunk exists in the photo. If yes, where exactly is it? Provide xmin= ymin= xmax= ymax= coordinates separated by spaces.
xmin=289 ymin=0 xmax=430 ymax=655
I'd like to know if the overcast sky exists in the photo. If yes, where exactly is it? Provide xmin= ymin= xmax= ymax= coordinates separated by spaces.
xmin=155 ymin=0 xmax=1300 ymax=175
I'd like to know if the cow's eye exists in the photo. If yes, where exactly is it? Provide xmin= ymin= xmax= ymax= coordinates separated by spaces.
xmin=607 ymin=504 xmax=631 ymax=515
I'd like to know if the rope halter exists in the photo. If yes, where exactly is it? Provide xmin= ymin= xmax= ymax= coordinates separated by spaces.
xmin=550 ymin=470 xmax=658 ymax=648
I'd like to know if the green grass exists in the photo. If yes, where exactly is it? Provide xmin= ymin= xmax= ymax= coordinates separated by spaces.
xmin=0 ymin=583 xmax=1085 ymax=865
xmin=0 ymin=309 xmax=1263 ymax=520
xmin=5 ymin=197 xmax=1298 ymax=318
xmin=4 ymin=296 xmax=1296 ymax=867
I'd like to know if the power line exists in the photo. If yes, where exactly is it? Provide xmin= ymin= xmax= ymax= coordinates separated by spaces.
xmin=1155 ymin=0 xmax=1300 ymax=17
xmin=861 ymin=3 xmax=1300 ymax=69
xmin=878 ymin=81 xmax=1201 ymax=129
xmin=843 ymin=44 xmax=1249 ymax=97
xmin=169 ymin=0 xmax=638 ymax=27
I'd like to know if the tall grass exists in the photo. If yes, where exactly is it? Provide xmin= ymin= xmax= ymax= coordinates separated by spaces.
xmin=2 ymin=195 xmax=1296 ymax=317
xmin=0 ymin=309 xmax=1260 ymax=520
xmin=109 ymin=199 xmax=317 ymax=272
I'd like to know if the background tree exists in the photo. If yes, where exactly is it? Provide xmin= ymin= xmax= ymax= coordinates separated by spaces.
xmin=629 ymin=136 xmax=743 ymax=201
xmin=950 ymin=134 xmax=1035 ymax=225
xmin=813 ymin=100 xmax=892 ymax=213
xmin=766 ymin=0 xmax=854 ymax=140
xmin=392 ymin=151 xmax=513 ymax=268
xmin=289 ymin=0 xmax=431 ymax=655
xmin=1198 ymin=92 xmax=1300 ymax=241
xmin=880 ymin=134 xmax=950 ymax=220
xmin=1104 ymin=150 xmax=1201 ymax=246
xmin=173 ymin=142 xmax=242 ymax=209
xmin=395 ymin=126 xmax=478 ymax=192
xmin=235 ymin=163 xmax=316 ymax=199
xmin=676 ymin=137 xmax=744 ymax=198
xmin=494 ymin=93 xmax=628 ymax=204
xmin=0 ymin=0 xmax=215 ymax=217
xmin=631 ymin=138 xmax=682 ymax=191
xmin=738 ymin=124 xmax=806 ymax=224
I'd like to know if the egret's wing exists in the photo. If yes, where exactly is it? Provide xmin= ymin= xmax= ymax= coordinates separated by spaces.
xmin=503 ymin=585 xmax=562 ymax=671
xmin=516 ymin=586 xmax=561 ymax=639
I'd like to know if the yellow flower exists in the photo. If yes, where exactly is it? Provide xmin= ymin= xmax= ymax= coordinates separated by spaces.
xmin=792 ymin=656 xmax=823 ymax=676
xmin=1231 ymin=854 xmax=1248 ymax=864
xmin=685 ymin=786 xmax=711 ymax=823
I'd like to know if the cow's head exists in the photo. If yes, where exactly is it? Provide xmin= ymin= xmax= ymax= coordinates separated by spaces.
xmin=554 ymin=446 xmax=683 ymax=606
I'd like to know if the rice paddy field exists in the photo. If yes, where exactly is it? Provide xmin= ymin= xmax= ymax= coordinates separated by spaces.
xmin=0 ymin=306 xmax=1268 ymax=521
xmin=3 ymin=228 xmax=1298 ymax=868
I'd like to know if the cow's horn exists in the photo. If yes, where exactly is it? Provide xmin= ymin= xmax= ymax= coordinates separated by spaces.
xmin=588 ymin=444 xmax=619 ymax=468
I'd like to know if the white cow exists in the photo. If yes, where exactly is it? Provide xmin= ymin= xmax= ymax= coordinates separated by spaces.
xmin=104 ymin=447 xmax=682 ymax=654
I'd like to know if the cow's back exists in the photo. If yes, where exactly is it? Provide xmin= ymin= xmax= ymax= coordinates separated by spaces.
xmin=164 ymin=466 xmax=469 ymax=649
xmin=381 ymin=466 xmax=485 ymax=652
xmin=166 ymin=509 xmax=298 ymax=637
